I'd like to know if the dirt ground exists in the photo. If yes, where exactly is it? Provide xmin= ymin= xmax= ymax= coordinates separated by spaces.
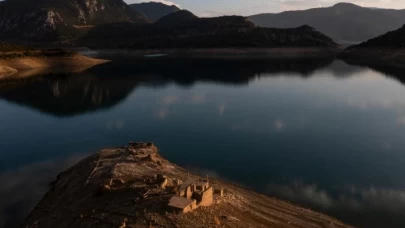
xmin=23 ymin=143 xmax=354 ymax=228
xmin=0 ymin=54 xmax=108 ymax=78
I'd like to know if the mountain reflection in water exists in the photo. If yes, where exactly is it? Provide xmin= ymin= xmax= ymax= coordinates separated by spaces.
xmin=0 ymin=57 xmax=359 ymax=117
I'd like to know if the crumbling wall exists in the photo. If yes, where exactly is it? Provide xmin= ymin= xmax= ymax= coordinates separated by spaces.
xmin=214 ymin=188 xmax=224 ymax=197
xmin=186 ymin=186 xmax=192 ymax=199
xmin=199 ymin=187 xmax=213 ymax=207
xmin=182 ymin=200 xmax=197 ymax=213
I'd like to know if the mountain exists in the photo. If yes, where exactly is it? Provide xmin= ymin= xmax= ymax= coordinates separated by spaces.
xmin=350 ymin=24 xmax=405 ymax=48
xmin=338 ymin=25 xmax=405 ymax=70
xmin=248 ymin=3 xmax=405 ymax=43
xmin=130 ymin=1 xmax=180 ymax=22
xmin=81 ymin=10 xmax=338 ymax=49
xmin=0 ymin=0 xmax=147 ymax=42
xmin=154 ymin=9 xmax=198 ymax=27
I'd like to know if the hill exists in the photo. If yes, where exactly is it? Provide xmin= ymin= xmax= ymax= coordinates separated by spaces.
xmin=130 ymin=1 xmax=180 ymax=22
xmin=339 ymin=25 xmax=405 ymax=70
xmin=350 ymin=24 xmax=405 ymax=48
xmin=248 ymin=3 xmax=405 ymax=43
xmin=23 ymin=142 xmax=353 ymax=228
xmin=81 ymin=10 xmax=339 ymax=49
xmin=0 ymin=0 xmax=147 ymax=42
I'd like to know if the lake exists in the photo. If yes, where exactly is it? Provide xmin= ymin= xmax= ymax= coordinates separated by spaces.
xmin=1 ymin=55 xmax=405 ymax=227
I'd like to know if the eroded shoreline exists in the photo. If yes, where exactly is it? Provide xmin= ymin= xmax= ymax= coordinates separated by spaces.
xmin=0 ymin=54 xmax=109 ymax=79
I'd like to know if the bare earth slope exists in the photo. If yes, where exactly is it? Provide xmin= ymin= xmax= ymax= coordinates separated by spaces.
xmin=24 ymin=143 xmax=353 ymax=228
xmin=0 ymin=43 xmax=108 ymax=78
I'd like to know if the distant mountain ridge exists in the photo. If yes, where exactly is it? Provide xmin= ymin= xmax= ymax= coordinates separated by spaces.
xmin=249 ymin=3 xmax=405 ymax=43
xmin=81 ymin=10 xmax=338 ymax=49
xmin=0 ymin=0 xmax=147 ymax=41
xmin=130 ymin=2 xmax=180 ymax=22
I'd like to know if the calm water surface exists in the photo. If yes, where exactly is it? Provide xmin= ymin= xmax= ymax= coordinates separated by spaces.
xmin=1 ymin=56 xmax=405 ymax=227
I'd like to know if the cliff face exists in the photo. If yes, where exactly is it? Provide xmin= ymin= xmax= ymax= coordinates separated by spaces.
xmin=23 ymin=142 xmax=353 ymax=228
xmin=81 ymin=11 xmax=339 ymax=49
xmin=0 ymin=0 xmax=147 ymax=42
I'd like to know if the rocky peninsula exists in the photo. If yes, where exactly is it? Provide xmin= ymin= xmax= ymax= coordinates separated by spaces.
xmin=24 ymin=143 xmax=353 ymax=228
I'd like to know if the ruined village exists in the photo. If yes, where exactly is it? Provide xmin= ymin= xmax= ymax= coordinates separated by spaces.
xmin=23 ymin=143 xmax=353 ymax=228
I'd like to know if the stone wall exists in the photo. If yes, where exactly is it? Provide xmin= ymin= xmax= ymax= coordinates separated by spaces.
xmin=182 ymin=200 xmax=197 ymax=213
xmin=199 ymin=187 xmax=213 ymax=207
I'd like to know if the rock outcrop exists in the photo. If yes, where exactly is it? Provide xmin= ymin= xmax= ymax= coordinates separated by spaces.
xmin=0 ymin=0 xmax=147 ymax=42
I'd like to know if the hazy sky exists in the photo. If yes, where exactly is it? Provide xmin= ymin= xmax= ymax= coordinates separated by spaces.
xmin=126 ymin=0 xmax=404 ymax=16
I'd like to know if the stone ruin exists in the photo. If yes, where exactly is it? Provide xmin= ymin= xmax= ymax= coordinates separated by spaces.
xmin=125 ymin=142 xmax=225 ymax=214
xmin=167 ymin=176 xmax=224 ymax=213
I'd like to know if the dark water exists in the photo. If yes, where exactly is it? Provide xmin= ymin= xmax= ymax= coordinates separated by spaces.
xmin=1 ymin=55 xmax=405 ymax=227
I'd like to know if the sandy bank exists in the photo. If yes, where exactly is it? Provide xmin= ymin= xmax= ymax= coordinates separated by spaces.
xmin=0 ymin=55 xmax=109 ymax=79
xmin=0 ymin=66 xmax=17 ymax=74
xmin=24 ymin=142 xmax=353 ymax=228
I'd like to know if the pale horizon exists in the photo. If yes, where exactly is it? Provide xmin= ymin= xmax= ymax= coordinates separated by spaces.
xmin=126 ymin=0 xmax=405 ymax=17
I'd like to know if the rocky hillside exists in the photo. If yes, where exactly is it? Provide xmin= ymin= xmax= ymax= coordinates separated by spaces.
xmin=23 ymin=142 xmax=353 ymax=228
xmin=0 ymin=0 xmax=147 ymax=42
xmin=81 ymin=10 xmax=339 ymax=49
xmin=130 ymin=1 xmax=180 ymax=22
xmin=249 ymin=3 xmax=405 ymax=43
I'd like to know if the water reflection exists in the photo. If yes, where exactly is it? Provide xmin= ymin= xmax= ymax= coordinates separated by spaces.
xmin=0 ymin=154 xmax=88 ymax=228
xmin=0 ymin=73 xmax=138 ymax=117
xmin=0 ymin=57 xmax=357 ymax=117
xmin=1 ymin=57 xmax=405 ymax=228
xmin=341 ymin=58 xmax=405 ymax=85
xmin=266 ymin=181 xmax=405 ymax=228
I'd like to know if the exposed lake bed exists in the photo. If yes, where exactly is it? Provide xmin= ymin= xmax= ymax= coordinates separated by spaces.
xmin=1 ymin=53 xmax=405 ymax=227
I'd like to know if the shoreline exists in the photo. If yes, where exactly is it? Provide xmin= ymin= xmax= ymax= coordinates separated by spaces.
xmin=0 ymin=54 xmax=109 ymax=79
xmin=338 ymin=47 xmax=405 ymax=68
xmin=23 ymin=142 xmax=353 ymax=228
xmin=87 ymin=47 xmax=341 ymax=59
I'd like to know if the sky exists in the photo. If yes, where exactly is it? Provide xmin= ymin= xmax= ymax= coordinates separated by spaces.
xmin=126 ymin=0 xmax=405 ymax=16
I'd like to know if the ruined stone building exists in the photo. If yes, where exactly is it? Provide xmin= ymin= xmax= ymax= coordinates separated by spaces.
xmin=168 ymin=178 xmax=216 ymax=213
